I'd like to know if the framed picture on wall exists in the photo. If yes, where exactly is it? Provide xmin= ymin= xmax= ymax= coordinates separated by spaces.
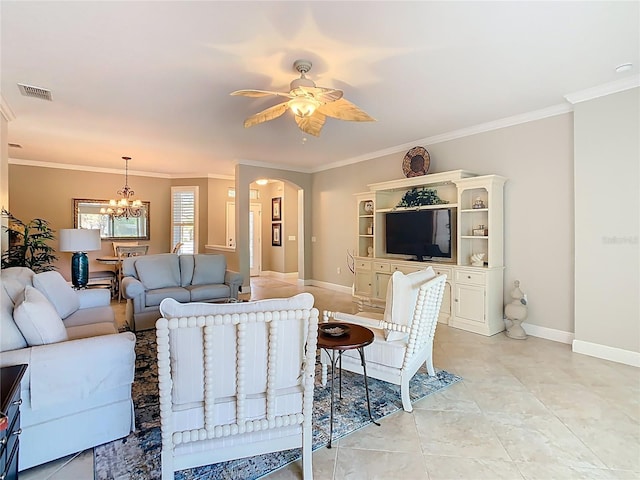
xmin=271 ymin=197 xmax=282 ymax=221
xmin=272 ymin=223 xmax=282 ymax=247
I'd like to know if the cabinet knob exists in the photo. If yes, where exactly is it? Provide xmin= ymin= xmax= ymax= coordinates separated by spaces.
xmin=455 ymin=298 xmax=459 ymax=302
xmin=12 ymin=398 xmax=22 ymax=406
xmin=0 ymin=473 xmax=6 ymax=480
xmin=0 ymin=437 xmax=6 ymax=445
xmin=467 ymin=275 xmax=471 ymax=279
xmin=12 ymin=428 xmax=22 ymax=436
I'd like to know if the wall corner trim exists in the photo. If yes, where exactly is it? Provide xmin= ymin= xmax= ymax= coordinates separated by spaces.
xmin=572 ymin=339 xmax=640 ymax=368
xmin=0 ymin=95 xmax=16 ymax=122
xmin=564 ymin=75 xmax=640 ymax=104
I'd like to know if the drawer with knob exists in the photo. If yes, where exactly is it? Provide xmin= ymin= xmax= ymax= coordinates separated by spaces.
xmin=1 ymin=365 xmax=27 ymax=480
xmin=454 ymin=269 xmax=486 ymax=286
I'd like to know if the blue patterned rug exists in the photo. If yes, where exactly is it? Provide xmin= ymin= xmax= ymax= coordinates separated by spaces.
xmin=95 ymin=329 xmax=461 ymax=479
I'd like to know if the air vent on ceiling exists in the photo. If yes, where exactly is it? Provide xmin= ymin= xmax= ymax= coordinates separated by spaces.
xmin=17 ymin=83 xmax=52 ymax=101
xmin=8 ymin=143 xmax=22 ymax=149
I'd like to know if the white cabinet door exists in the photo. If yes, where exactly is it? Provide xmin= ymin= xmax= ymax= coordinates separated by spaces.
xmin=354 ymin=271 xmax=372 ymax=296
xmin=454 ymin=283 xmax=485 ymax=324
xmin=374 ymin=272 xmax=392 ymax=300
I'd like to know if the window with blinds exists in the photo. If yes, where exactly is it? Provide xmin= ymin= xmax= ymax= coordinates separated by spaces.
xmin=171 ymin=186 xmax=198 ymax=254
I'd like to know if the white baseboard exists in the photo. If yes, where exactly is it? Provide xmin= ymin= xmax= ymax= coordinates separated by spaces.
xmin=522 ymin=322 xmax=574 ymax=344
xmin=572 ymin=340 xmax=640 ymax=368
xmin=260 ymin=271 xmax=299 ymax=284
xmin=306 ymin=279 xmax=353 ymax=295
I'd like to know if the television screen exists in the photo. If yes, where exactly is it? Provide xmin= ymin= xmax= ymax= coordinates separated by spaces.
xmin=385 ymin=209 xmax=453 ymax=261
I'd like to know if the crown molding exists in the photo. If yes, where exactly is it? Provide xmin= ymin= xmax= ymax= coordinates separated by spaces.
xmin=235 ymin=158 xmax=314 ymax=174
xmin=8 ymin=158 xmax=171 ymax=178
xmin=564 ymin=75 xmax=640 ymax=104
xmin=0 ymin=95 xmax=16 ymax=122
xmin=311 ymin=102 xmax=573 ymax=173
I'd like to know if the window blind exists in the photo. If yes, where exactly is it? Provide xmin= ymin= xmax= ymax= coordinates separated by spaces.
xmin=171 ymin=186 xmax=198 ymax=254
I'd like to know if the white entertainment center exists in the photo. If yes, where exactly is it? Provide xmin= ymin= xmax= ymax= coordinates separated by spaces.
xmin=354 ymin=170 xmax=507 ymax=336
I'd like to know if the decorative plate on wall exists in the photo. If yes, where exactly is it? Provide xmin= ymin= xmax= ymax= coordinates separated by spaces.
xmin=402 ymin=146 xmax=430 ymax=177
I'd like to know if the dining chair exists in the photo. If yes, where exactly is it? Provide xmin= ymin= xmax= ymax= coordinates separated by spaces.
xmin=116 ymin=245 xmax=149 ymax=302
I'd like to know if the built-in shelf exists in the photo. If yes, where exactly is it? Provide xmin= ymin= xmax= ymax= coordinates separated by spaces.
xmin=377 ymin=203 xmax=458 ymax=213
xmin=460 ymin=208 xmax=489 ymax=213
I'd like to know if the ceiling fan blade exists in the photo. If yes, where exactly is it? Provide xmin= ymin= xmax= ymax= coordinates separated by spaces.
xmin=317 ymin=98 xmax=376 ymax=122
xmin=293 ymin=86 xmax=343 ymax=103
xmin=244 ymin=102 xmax=289 ymax=128
xmin=294 ymin=112 xmax=326 ymax=137
xmin=231 ymin=89 xmax=292 ymax=99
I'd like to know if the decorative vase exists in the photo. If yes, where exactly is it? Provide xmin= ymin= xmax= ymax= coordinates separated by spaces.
xmin=71 ymin=252 xmax=89 ymax=288
xmin=504 ymin=280 xmax=528 ymax=339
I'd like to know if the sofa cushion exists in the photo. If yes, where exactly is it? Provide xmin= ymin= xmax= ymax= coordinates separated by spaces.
xmin=33 ymin=271 xmax=80 ymax=319
xmin=0 ymin=286 xmax=27 ymax=352
xmin=63 ymin=305 xmax=116 ymax=327
xmin=134 ymin=255 xmax=181 ymax=290
xmin=383 ymin=267 xmax=436 ymax=341
xmin=146 ymin=287 xmax=191 ymax=307
xmin=1 ymin=267 xmax=35 ymax=303
xmin=187 ymin=284 xmax=230 ymax=302
xmin=192 ymin=254 xmax=226 ymax=286
xmin=66 ymin=322 xmax=118 ymax=340
xmin=342 ymin=326 xmax=407 ymax=369
xmin=14 ymin=285 xmax=69 ymax=346
xmin=179 ymin=254 xmax=195 ymax=287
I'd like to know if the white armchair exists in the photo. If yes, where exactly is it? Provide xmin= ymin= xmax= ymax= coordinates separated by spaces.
xmin=322 ymin=267 xmax=446 ymax=412
xmin=156 ymin=293 xmax=319 ymax=480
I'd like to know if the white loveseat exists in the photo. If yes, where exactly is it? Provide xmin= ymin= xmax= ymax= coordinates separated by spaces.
xmin=121 ymin=253 xmax=243 ymax=331
xmin=0 ymin=267 xmax=136 ymax=470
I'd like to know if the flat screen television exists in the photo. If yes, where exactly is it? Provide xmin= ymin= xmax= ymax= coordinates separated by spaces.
xmin=385 ymin=208 xmax=455 ymax=262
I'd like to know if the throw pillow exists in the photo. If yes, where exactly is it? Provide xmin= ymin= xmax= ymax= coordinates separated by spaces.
xmin=14 ymin=286 xmax=68 ymax=346
xmin=383 ymin=267 xmax=436 ymax=342
xmin=191 ymin=254 xmax=226 ymax=286
xmin=33 ymin=271 xmax=80 ymax=319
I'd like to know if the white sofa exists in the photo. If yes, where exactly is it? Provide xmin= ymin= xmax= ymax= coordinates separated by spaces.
xmin=121 ymin=253 xmax=243 ymax=331
xmin=0 ymin=267 xmax=136 ymax=471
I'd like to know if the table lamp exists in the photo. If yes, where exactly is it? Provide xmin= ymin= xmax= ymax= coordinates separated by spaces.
xmin=59 ymin=229 xmax=102 ymax=288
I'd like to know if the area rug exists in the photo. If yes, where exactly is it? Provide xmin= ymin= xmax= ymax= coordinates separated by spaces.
xmin=95 ymin=330 xmax=461 ymax=480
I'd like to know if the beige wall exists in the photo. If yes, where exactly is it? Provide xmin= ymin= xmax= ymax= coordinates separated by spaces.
xmin=259 ymin=181 xmax=299 ymax=274
xmin=574 ymin=87 xmax=639 ymax=356
xmin=313 ymin=113 xmax=575 ymax=334
xmin=235 ymin=165 xmax=312 ymax=289
xmin=8 ymin=164 xmax=171 ymax=280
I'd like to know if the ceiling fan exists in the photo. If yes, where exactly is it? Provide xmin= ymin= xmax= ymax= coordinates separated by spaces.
xmin=230 ymin=60 xmax=375 ymax=137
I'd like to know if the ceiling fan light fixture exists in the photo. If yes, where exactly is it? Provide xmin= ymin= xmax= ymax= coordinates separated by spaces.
xmin=288 ymin=96 xmax=320 ymax=118
xmin=256 ymin=178 xmax=268 ymax=185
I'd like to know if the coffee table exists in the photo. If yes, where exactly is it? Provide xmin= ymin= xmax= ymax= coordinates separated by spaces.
xmin=317 ymin=322 xmax=380 ymax=448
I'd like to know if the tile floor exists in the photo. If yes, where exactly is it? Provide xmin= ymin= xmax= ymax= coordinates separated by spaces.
xmin=21 ymin=277 xmax=640 ymax=480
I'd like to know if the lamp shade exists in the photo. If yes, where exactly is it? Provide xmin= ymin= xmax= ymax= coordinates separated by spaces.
xmin=59 ymin=229 xmax=101 ymax=252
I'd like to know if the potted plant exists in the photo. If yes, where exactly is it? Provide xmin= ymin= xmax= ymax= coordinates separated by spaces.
xmin=1 ymin=209 xmax=58 ymax=272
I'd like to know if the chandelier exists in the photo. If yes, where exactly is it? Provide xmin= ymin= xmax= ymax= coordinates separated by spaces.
xmin=101 ymin=156 xmax=143 ymax=218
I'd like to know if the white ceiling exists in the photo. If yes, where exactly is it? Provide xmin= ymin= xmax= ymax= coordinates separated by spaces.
xmin=2 ymin=1 xmax=638 ymax=178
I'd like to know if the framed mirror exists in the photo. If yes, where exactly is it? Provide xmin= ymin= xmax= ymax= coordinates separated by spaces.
xmin=73 ymin=198 xmax=150 ymax=240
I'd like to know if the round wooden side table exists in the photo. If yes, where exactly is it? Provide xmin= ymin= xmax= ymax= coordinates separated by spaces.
xmin=317 ymin=322 xmax=380 ymax=448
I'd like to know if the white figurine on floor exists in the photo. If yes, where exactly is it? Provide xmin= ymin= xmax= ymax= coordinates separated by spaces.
xmin=504 ymin=280 xmax=528 ymax=339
